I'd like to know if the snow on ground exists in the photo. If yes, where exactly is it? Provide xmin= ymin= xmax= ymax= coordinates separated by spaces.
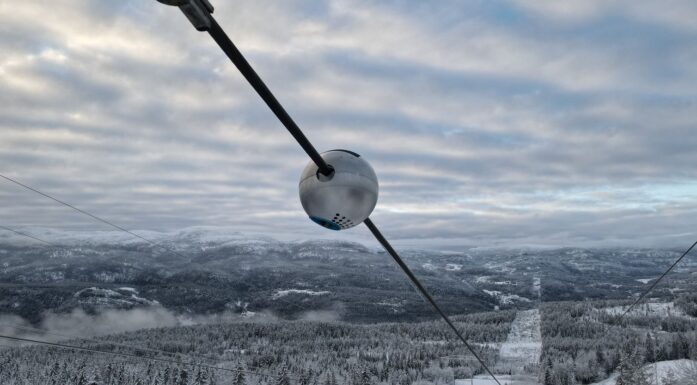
xmin=422 ymin=263 xmax=437 ymax=270
xmin=73 ymin=287 xmax=159 ymax=307
xmin=74 ymin=287 xmax=121 ymax=298
xmin=602 ymin=302 xmax=687 ymax=318
xmin=589 ymin=359 xmax=697 ymax=385
xmin=532 ymin=277 xmax=541 ymax=299
xmin=445 ymin=263 xmax=462 ymax=271
xmin=499 ymin=309 xmax=542 ymax=373
xmin=455 ymin=374 xmax=539 ymax=385
xmin=483 ymin=290 xmax=532 ymax=305
xmin=271 ymin=289 xmax=330 ymax=299
xmin=483 ymin=262 xmax=516 ymax=274
xmin=456 ymin=310 xmax=542 ymax=384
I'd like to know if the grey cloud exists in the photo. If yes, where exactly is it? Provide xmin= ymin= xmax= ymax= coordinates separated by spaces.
xmin=0 ymin=307 xmax=280 ymax=346
xmin=0 ymin=0 xmax=696 ymax=248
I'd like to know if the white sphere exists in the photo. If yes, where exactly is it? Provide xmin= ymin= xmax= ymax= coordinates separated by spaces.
xmin=299 ymin=150 xmax=379 ymax=230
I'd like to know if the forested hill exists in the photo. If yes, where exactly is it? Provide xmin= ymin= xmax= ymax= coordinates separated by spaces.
xmin=1 ymin=229 xmax=695 ymax=323
xmin=2 ymin=298 xmax=697 ymax=385
xmin=0 ymin=311 xmax=516 ymax=385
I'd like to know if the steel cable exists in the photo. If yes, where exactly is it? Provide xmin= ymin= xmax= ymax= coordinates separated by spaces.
xmin=0 ymin=333 xmax=300 ymax=381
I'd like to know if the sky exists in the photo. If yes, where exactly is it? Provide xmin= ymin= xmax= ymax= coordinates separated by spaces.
xmin=1 ymin=0 xmax=697 ymax=249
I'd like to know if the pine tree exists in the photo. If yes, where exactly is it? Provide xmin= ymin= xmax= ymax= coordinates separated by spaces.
xmin=615 ymin=351 xmax=633 ymax=385
xmin=633 ymin=365 xmax=652 ymax=385
xmin=117 ymin=368 xmax=126 ymax=385
xmin=163 ymin=367 xmax=171 ymax=385
xmin=617 ymin=348 xmax=651 ymax=385
xmin=299 ymin=370 xmax=309 ymax=385
xmin=233 ymin=366 xmax=246 ymax=385
xmin=357 ymin=367 xmax=372 ymax=385
xmin=49 ymin=362 xmax=60 ymax=377
xmin=645 ymin=333 xmax=656 ymax=363
xmin=178 ymin=369 xmax=189 ymax=385
xmin=379 ymin=365 xmax=389 ymax=382
xmin=330 ymin=371 xmax=338 ymax=385
xmin=543 ymin=367 xmax=554 ymax=385
xmin=276 ymin=366 xmax=291 ymax=385
xmin=76 ymin=371 xmax=87 ymax=385
xmin=194 ymin=368 xmax=208 ymax=385
xmin=595 ymin=348 xmax=604 ymax=365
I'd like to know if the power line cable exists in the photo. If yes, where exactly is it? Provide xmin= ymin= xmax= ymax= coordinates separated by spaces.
xmin=157 ymin=3 xmax=504 ymax=383
xmin=0 ymin=227 xmax=299 ymax=377
xmin=206 ymin=17 xmax=332 ymax=176
xmin=0 ymin=225 xmax=58 ymax=247
xmin=0 ymin=333 xmax=300 ymax=381
xmin=0 ymin=8 xmax=504 ymax=383
xmin=583 ymin=240 xmax=697 ymax=384
xmin=2 ymin=322 xmax=223 ymax=365
xmin=364 ymin=218 xmax=501 ymax=385
xmin=0 ymin=174 xmax=190 ymax=261
xmin=619 ymin=240 xmax=697 ymax=321
xmin=1 ymin=0 xmax=686 ymax=380
xmin=1 ymin=223 xmax=492 ymax=380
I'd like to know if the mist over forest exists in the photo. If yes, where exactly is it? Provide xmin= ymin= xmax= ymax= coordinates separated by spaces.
xmin=0 ymin=232 xmax=696 ymax=384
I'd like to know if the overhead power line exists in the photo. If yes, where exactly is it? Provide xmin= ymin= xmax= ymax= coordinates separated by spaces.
xmin=0 ymin=225 xmax=57 ymax=247
xmin=619 ymin=240 xmax=697 ymax=321
xmin=206 ymin=18 xmax=333 ymax=176
xmin=2 ymin=322 xmax=222 ymax=366
xmin=593 ymin=240 xmax=697 ymax=384
xmin=0 ymin=333 xmax=300 ymax=382
xmin=0 ymin=173 xmax=190 ymax=261
xmin=157 ymin=3 xmax=503 ymax=384
xmin=0 ymin=228 xmax=293 ymax=379
xmin=364 ymin=218 xmax=501 ymax=385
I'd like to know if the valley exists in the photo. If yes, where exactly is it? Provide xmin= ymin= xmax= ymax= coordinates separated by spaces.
xmin=0 ymin=232 xmax=696 ymax=384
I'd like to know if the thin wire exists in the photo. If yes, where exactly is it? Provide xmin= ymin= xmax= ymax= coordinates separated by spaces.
xmin=0 ymin=225 xmax=57 ymax=247
xmin=2 ymin=220 xmax=486 ymax=384
xmin=0 ymin=228 xmax=290 ymax=377
xmin=7 ymin=7 xmax=503 ymax=384
xmin=3 ymin=322 xmax=222 ymax=365
xmin=200 ymin=15 xmax=495 ymax=382
xmin=619 ymin=240 xmax=697 ymax=321
xmin=0 ymin=333 xmax=298 ymax=381
xmin=0 ymin=173 xmax=190 ymax=261
xmin=364 ymin=218 xmax=502 ymax=385
xmin=588 ymin=240 xmax=697 ymax=384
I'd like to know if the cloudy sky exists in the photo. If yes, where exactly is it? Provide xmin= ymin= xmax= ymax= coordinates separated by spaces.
xmin=1 ymin=0 xmax=697 ymax=249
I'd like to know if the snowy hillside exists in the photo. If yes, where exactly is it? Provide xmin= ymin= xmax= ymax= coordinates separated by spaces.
xmin=590 ymin=359 xmax=697 ymax=385
xmin=499 ymin=309 xmax=542 ymax=374
xmin=456 ymin=375 xmax=539 ymax=385
xmin=2 ymin=231 xmax=695 ymax=325
xmin=0 ymin=311 xmax=516 ymax=385
xmin=457 ymin=309 xmax=542 ymax=385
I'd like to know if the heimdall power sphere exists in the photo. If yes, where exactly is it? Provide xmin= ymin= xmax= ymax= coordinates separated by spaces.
xmin=153 ymin=2 xmax=503 ymax=383
xmin=299 ymin=150 xmax=378 ymax=230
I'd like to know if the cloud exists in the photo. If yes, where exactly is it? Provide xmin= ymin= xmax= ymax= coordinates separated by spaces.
xmin=508 ymin=0 xmax=697 ymax=33
xmin=0 ymin=0 xmax=696 ymax=248
xmin=0 ymin=307 xmax=279 ymax=346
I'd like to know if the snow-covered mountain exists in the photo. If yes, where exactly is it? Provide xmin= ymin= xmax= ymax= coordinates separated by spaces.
xmin=0 ymin=229 xmax=695 ymax=325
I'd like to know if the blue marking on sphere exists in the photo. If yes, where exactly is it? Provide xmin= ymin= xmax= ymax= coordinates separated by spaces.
xmin=310 ymin=216 xmax=341 ymax=231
